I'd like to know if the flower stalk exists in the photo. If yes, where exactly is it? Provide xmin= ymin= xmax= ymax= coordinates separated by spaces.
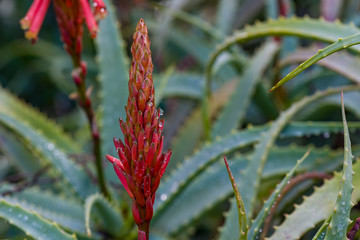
xmin=106 ymin=19 xmax=171 ymax=240
xmin=20 ymin=0 xmax=110 ymax=199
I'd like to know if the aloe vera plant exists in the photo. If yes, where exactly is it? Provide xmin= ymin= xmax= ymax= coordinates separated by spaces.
xmin=2 ymin=1 xmax=360 ymax=240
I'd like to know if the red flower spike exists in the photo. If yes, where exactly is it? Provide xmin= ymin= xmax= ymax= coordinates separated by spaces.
xmin=145 ymin=143 xmax=156 ymax=166
xmin=116 ymin=147 xmax=127 ymax=162
xmin=112 ymin=164 xmax=133 ymax=198
xmin=113 ymin=137 xmax=121 ymax=149
xmin=160 ymin=151 xmax=172 ymax=178
xmin=105 ymin=154 xmax=125 ymax=172
xmin=138 ymin=131 xmax=145 ymax=153
xmin=157 ymin=136 xmax=164 ymax=155
xmin=145 ymin=198 xmax=153 ymax=221
xmin=144 ymin=174 xmax=151 ymax=199
xmin=134 ymin=186 xmax=146 ymax=207
xmin=127 ymin=175 xmax=137 ymax=194
xmin=132 ymin=141 xmax=138 ymax=160
xmin=137 ymin=111 xmax=144 ymax=126
xmin=106 ymin=19 xmax=172 ymax=240
xmin=132 ymin=199 xmax=142 ymax=226
xmin=151 ymin=177 xmax=161 ymax=193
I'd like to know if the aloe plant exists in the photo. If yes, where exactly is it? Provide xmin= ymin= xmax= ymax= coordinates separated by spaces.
xmin=1 ymin=1 xmax=360 ymax=239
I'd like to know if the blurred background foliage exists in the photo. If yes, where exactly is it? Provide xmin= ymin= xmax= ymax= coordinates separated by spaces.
xmin=2 ymin=0 xmax=360 ymax=239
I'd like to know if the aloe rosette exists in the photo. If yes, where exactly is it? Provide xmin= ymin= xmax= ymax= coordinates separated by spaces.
xmin=106 ymin=19 xmax=172 ymax=240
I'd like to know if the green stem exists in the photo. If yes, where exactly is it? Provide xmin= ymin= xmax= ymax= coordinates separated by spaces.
xmin=72 ymin=58 xmax=110 ymax=200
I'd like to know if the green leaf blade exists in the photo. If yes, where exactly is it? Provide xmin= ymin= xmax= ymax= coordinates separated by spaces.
xmin=0 ymin=199 xmax=77 ymax=240
xmin=4 ymin=188 xmax=85 ymax=234
xmin=0 ymin=113 xmax=96 ymax=199
xmin=324 ymin=93 xmax=354 ymax=240
xmin=271 ymin=33 xmax=360 ymax=91
xmin=248 ymin=150 xmax=309 ymax=240
xmin=0 ymin=86 xmax=80 ymax=153
xmin=212 ymin=41 xmax=279 ymax=138
xmin=85 ymin=193 xmax=124 ymax=237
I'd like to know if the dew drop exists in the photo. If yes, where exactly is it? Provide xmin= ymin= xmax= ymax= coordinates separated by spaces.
xmin=160 ymin=194 xmax=167 ymax=201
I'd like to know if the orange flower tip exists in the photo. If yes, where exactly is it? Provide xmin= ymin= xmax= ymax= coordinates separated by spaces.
xmin=68 ymin=92 xmax=79 ymax=100
xmin=24 ymin=31 xmax=38 ymax=43
xmin=20 ymin=17 xmax=31 ymax=30
xmin=138 ymin=18 xmax=145 ymax=27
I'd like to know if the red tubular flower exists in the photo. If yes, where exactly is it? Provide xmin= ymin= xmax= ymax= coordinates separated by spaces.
xmin=20 ymin=0 xmax=51 ymax=43
xmin=106 ymin=19 xmax=171 ymax=240
xmin=20 ymin=0 xmax=107 ymax=43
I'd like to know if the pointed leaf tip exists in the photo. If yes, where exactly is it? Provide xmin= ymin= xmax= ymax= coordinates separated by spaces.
xmin=223 ymin=155 xmax=248 ymax=239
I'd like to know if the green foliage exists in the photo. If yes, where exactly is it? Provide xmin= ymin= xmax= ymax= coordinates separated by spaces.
xmin=96 ymin=0 xmax=129 ymax=159
xmin=224 ymin=155 xmax=248 ymax=239
xmin=212 ymin=41 xmax=279 ymax=138
xmin=271 ymin=32 xmax=360 ymax=91
xmin=313 ymin=216 xmax=331 ymax=240
xmin=324 ymin=95 xmax=354 ymax=240
xmin=267 ymin=159 xmax=360 ymax=240
xmin=3 ymin=1 xmax=360 ymax=240
xmin=85 ymin=193 xmax=124 ymax=237
xmin=0 ymin=86 xmax=80 ymax=153
xmin=151 ymin=144 xmax=357 ymax=234
xmin=4 ymin=188 xmax=85 ymax=234
xmin=248 ymin=150 xmax=309 ymax=240
xmin=0 ymin=113 xmax=96 ymax=199
xmin=0 ymin=199 xmax=77 ymax=240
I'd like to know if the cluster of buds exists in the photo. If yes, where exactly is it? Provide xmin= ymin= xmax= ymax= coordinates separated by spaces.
xmin=106 ymin=19 xmax=171 ymax=239
xmin=20 ymin=0 xmax=106 ymax=47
